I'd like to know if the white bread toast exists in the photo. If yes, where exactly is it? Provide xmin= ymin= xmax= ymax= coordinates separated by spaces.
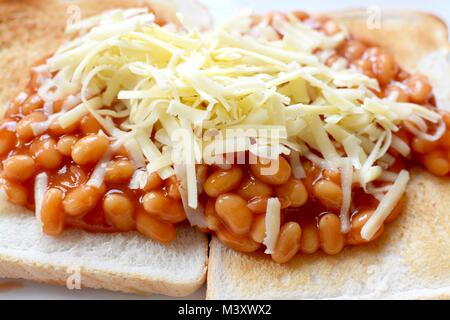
xmin=0 ymin=0 xmax=208 ymax=297
xmin=207 ymin=11 xmax=450 ymax=300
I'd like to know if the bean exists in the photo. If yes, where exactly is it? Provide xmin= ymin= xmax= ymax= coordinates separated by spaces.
xmin=103 ymin=193 xmax=135 ymax=231
xmin=1 ymin=179 xmax=28 ymax=205
xmin=142 ymin=191 xmax=186 ymax=223
xmin=63 ymin=185 xmax=103 ymax=217
xmin=313 ymin=179 xmax=343 ymax=210
xmin=71 ymin=134 xmax=109 ymax=165
xmin=80 ymin=114 xmax=102 ymax=134
xmin=56 ymin=135 xmax=78 ymax=156
xmin=136 ymin=209 xmax=176 ymax=243
xmin=250 ymin=156 xmax=292 ymax=186
xmin=204 ymin=167 xmax=243 ymax=197
xmin=0 ymin=128 xmax=16 ymax=156
xmin=319 ymin=213 xmax=345 ymax=255
xmin=300 ymin=223 xmax=320 ymax=254
xmin=215 ymin=194 xmax=253 ymax=236
xmin=3 ymin=155 xmax=35 ymax=181
xmin=237 ymin=177 xmax=272 ymax=200
xmin=423 ymin=150 xmax=450 ymax=176
xmin=16 ymin=112 xmax=46 ymax=141
xmin=30 ymin=137 xmax=63 ymax=169
xmin=216 ymin=228 xmax=260 ymax=253
xmin=275 ymin=178 xmax=308 ymax=207
xmin=104 ymin=159 xmax=134 ymax=184
xmin=41 ymin=188 xmax=65 ymax=236
xmin=271 ymin=222 xmax=302 ymax=263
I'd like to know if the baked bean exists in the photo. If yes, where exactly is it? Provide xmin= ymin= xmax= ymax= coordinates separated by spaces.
xmin=80 ymin=114 xmax=102 ymax=134
xmin=142 ymin=190 xmax=186 ymax=223
xmin=165 ymin=176 xmax=182 ymax=200
xmin=439 ymin=131 xmax=450 ymax=148
xmin=323 ymin=169 xmax=341 ymax=185
xmin=205 ymin=199 xmax=221 ymax=231
xmin=16 ymin=112 xmax=46 ymax=141
xmin=104 ymin=159 xmax=134 ymax=184
xmin=271 ymin=222 xmax=302 ymax=263
xmin=250 ymin=214 xmax=266 ymax=243
xmin=204 ymin=167 xmax=243 ymax=197
xmin=247 ymin=196 xmax=269 ymax=214
xmin=354 ymin=59 xmax=374 ymax=78
xmin=346 ymin=209 xmax=384 ymax=245
xmin=143 ymin=172 xmax=163 ymax=192
xmin=372 ymin=52 xmax=396 ymax=85
xmin=115 ymin=145 xmax=129 ymax=158
xmin=56 ymin=135 xmax=78 ymax=156
xmin=385 ymin=195 xmax=405 ymax=223
xmin=136 ymin=209 xmax=176 ymax=243
xmin=142 ymin=191 xmax=166 ymax=213
xmin=384 ymin=84 xmax=409 ymax=102
xmin=71 ymin=134 xmax=109 ymax=165
xmin=3 ymin=155 xmax=35 ymax=181
xmin=303 ymin=161 xmax=321 ymax=195
xmin=275 ymin=178 xmax=308 ymax=207
xmin=423 ymin=150 xmax=450 ymax=176
xmin=300 ymin=223 xmax=320 ymax=254
xmin=250 ymin=156 xmax=292 ymax=186
xmin=215 ymin=194 xmax=253 ymax=236
xmin=237 ymin=177 xmax=272 ymax=200
xmin=319 ymin=213 xmax=345 ymax=255
xmin=41 ymin=188 xmax=65 ymax=236
xmin=48 ymin=118 xmax=78 ymax=136
xmin=443 ymin=113 xmax=450 ymax=128
xmin=340 ymin=40 xmax=366 ymax=61
xmin=406 ymin=75 xmax=432 ymax=104
xmin=313 ymin=179 xmax=343 ymax=210
xmin=216 ymin=228 xmax=260 ymax=253
xmin=29 ymin=137 xmax=62 ymax=169
xmin=52 ymin=100 xmax=64 ymax=113
xmin=412 ymin=137 xmax=438 ymax=154
xmin=1 ymin=179 xmax=27 ymax=205
xmin=0 ymin=128 xmax=16 ymax=156
xmin=63 ymin=184 xmax=103 ymax=217
xmin=103 ymin=193 xmax=135 ymax=231
xmin=196 ymin=164 xmax=209 ymax=193
xmin=22 ymin=94 xmax=43 ymax=115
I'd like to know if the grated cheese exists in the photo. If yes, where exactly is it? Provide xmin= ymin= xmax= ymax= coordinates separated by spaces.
xmin=37 ymin=8 xmax=441 ymax=228
xmin=34 ymin=172 xmax=48 ymax=226
xmin=263 ymin=197 xmax=281 ymax=254
xmin=361 ymin=170 xmax=410 ymax=240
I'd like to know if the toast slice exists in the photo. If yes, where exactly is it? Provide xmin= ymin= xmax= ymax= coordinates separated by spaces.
xmin=207 ymin=11 xmax=450 ymax=300
xmin=0 ymin=0 xmax=208 ymax=297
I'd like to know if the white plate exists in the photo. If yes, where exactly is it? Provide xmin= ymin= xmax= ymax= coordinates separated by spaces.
xmin=1 ymin=0 xmax=448 ymax=300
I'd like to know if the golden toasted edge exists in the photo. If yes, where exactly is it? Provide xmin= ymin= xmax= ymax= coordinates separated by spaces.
xmin=206 ymin=10 xmax=450 ymax=300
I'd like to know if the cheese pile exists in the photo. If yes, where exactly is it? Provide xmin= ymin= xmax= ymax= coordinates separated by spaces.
xmin=33 ymin=8 xmax=442 ymax=239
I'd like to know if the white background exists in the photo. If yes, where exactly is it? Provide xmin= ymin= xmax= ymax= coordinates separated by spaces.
xmin=1 ymin=0 xmax=449 ymax=300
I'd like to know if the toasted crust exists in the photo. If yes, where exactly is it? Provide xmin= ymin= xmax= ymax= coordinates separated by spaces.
xmin=0 ymin=0 xmax=208 ymax=297
xmin=0 ymin=0 xmax=148 ymax=106
xmin=207 ymin=10 xmax=450 ymax=300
